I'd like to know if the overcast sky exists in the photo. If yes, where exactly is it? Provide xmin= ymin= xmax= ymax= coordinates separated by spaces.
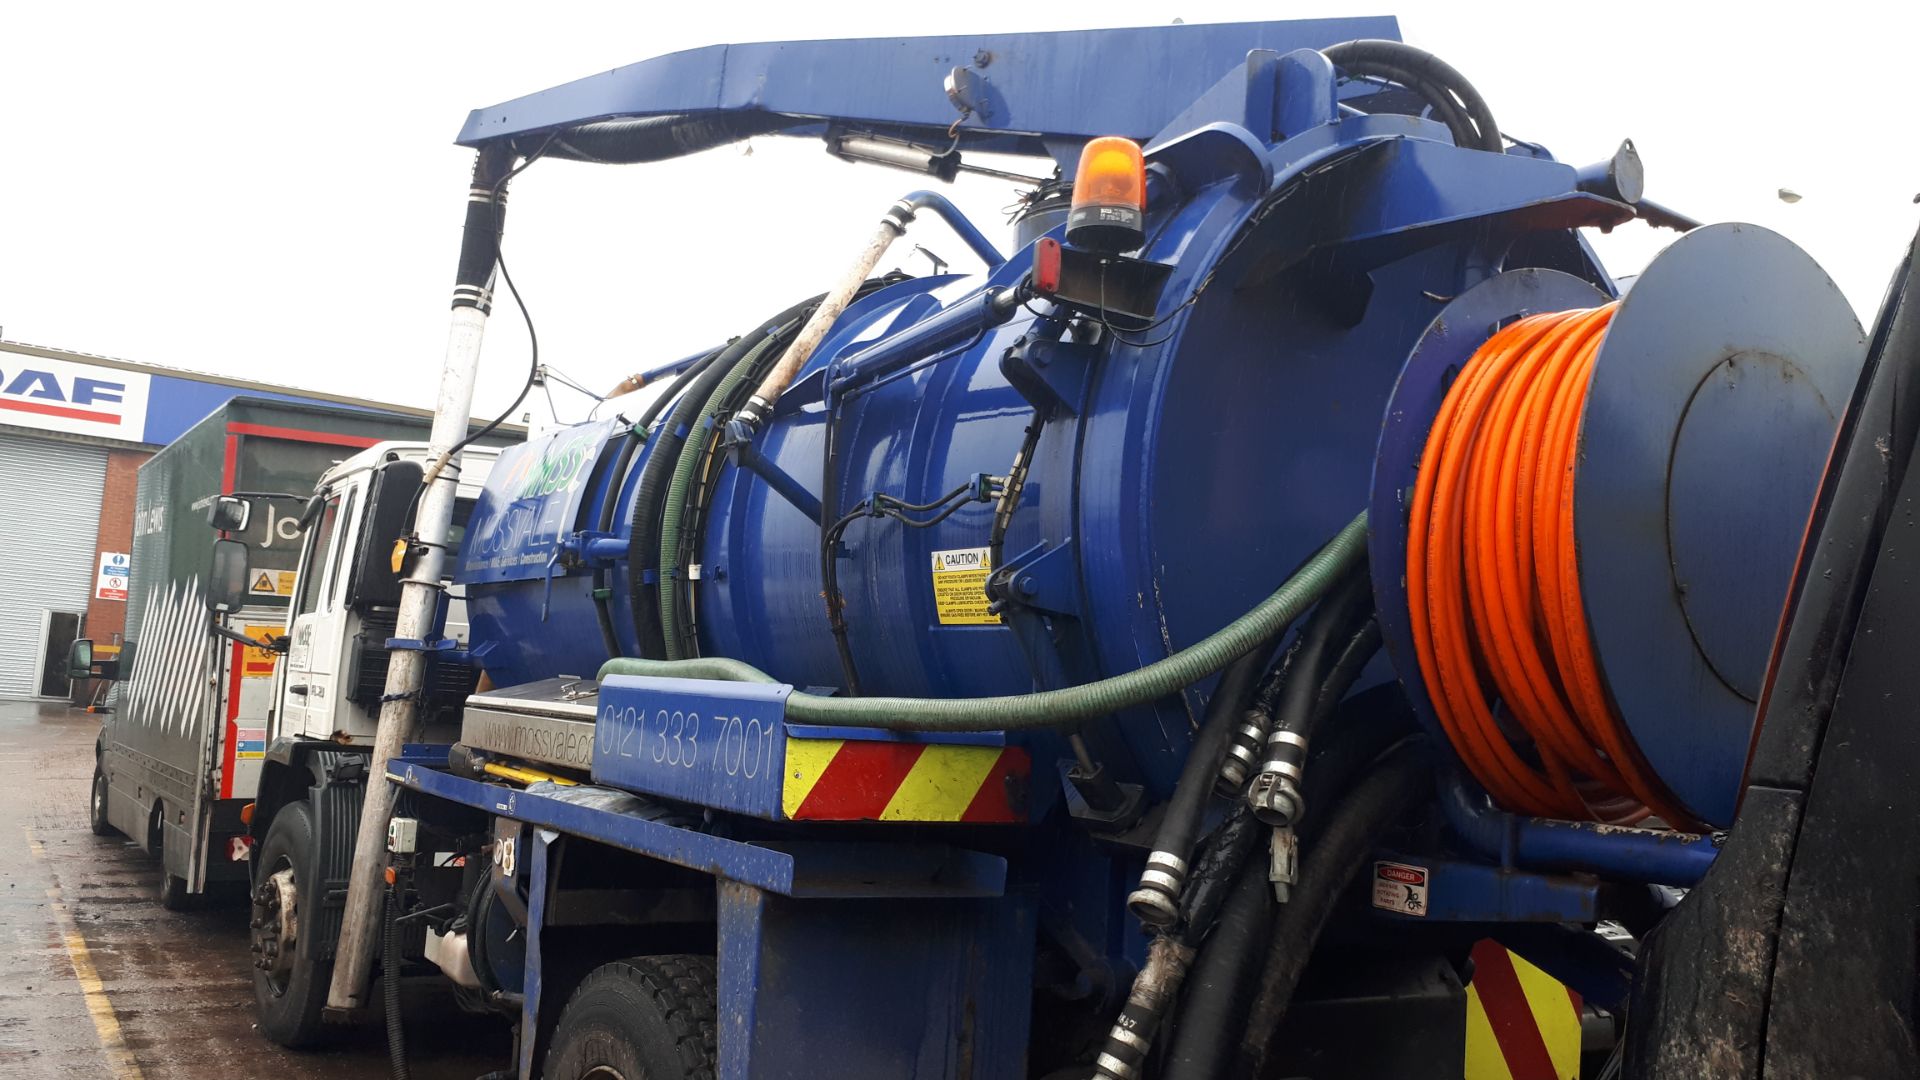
xmin=3 ymin=3 xmax=1916 ymax=429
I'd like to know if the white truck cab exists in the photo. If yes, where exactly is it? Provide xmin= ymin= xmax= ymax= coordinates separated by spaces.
xmin=274 ymin=442 xmax=498 ymax=746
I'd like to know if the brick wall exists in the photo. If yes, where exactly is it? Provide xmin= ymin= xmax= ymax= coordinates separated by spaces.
xmin=72 ymin=447 xmax=150 ymax=705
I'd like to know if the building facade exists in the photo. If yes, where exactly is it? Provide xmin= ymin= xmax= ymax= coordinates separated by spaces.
xmin=0 ymin=341 xmax=438 ymax=701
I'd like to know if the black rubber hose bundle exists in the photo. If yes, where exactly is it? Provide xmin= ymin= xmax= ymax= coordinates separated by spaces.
xmin=1162 ymin=855 xmax=1276 ymax=1080
xmin=1269 ymin=569 xmax=1374 ymax=747
xmin=1322 ymin=40 xmax=1503 ymax=153
xmin=1126 ymin=644 xmax=1274 ymax=925
xmin=1238 ymin=737 xmax=1434 ymax=1075
xmin=1243 ymin=566 xmax=1375 ymax=825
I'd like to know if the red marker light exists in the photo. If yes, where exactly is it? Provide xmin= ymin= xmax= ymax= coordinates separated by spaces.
xmin=1035 ymin=237 xmax=1062 ymax=295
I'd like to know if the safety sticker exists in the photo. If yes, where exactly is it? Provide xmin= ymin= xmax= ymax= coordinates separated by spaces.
xmin=1372 ymin=860 xmax=1429 ymax=917
xmin=240 ymin=624 xmax=280 ymax=677
xmin=248 ymin=569 xmax=297 ymax=597
xmin=930 ymin=547 xmax=1000 ymax=626
xmin=234 ymin=727 xmax=267 ymax=760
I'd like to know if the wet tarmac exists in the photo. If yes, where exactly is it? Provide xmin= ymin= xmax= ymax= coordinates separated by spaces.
xmin=0 ymin=699 xmax=510 ymax=1079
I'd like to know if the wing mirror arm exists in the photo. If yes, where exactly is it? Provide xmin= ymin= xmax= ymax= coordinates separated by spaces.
xmin=207 ymin=621 xmax=289 ymax=654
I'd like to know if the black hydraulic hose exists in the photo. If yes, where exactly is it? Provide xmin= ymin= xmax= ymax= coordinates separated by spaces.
xmin=1220 ymin=635 xmax=1304 ymax=794
xmin=384 ymin=885 xmax=410 ymax=1080
xmin=627 ymin=297 xmax=823 ymax=657
xmin=546 ymin=112 xmax=798 ymax=164
xmin=1296 ymin=684 xmax=1419 ymax=842
xmin=1310 ymin=618 xmax=1381 ymax=728
xmin=1126 ymin=644 xmax=1272 ymax=927
xmin=1175 ymin=801 xmax=1265 ymax=940
xmin=1246 ymin=569 xmax=1375 ymax=825
xmin=1239 ymin=738 xmax=1433 ymax=1076
xmin=1163 ymin=855 xmax=1276 ymax=1080
xmin=1322 ymin=40 xmax=1503 ymax=153
xmin=635 ymin=345 xmax=730 ymax=436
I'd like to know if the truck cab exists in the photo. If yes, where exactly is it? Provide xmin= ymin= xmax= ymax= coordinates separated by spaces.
xmin=273 ymin=442 xmax=497 ymax=748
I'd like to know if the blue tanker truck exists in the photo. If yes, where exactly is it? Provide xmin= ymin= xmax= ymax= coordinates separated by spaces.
xmin=197 ymin=17 xmax=1920 ymax=1080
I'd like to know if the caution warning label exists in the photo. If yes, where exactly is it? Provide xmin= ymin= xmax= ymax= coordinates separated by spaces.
xmin=930 ymin=547 xmax=1000 ymax=626
xmin=248 ymin=570 xmax=297 ymax=597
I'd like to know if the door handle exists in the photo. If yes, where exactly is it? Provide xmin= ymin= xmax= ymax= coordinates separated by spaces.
xmin=288 ymin=684 xmax=309 ymax=696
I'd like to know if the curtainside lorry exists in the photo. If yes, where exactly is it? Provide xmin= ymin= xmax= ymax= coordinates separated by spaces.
xmin=78 ymin=397 xmax=502 ymax=908
xmin=121 ymin=16 xmax=1920 ymax=1080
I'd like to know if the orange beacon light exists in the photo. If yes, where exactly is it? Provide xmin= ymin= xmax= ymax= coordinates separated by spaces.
xmin=1066 ymin=136 xmax=1147 ymax=254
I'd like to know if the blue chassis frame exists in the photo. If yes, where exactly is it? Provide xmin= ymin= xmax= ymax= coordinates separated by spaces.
xmin=394 ymin=756 xmax=1033 ymax=1079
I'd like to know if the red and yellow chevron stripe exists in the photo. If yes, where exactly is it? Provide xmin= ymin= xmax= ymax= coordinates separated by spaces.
xmin=782 ymin=738 xmax=1028 ymax=822
xmin=1464 ymin=939 xmax=1583 ymax=1080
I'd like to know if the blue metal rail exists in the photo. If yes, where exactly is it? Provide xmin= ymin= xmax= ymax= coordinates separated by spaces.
xmin=456 ymin=19 xmax=1399 ymax=154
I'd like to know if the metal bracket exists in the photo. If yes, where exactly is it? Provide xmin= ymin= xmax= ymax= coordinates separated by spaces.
xmin=1001 ymin=337 xmax=1095 ymax=416
xmin=990 ymin=538 xmax=1081 ymax=618
xmin=384 ymin=637 xmax=459 ymax=652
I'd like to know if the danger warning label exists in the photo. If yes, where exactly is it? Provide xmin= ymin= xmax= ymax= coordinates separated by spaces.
xmin=1371 ymin=860 xmax=1429 ymax=917
xmin=930 ymin=547 xmax=1000 ymax=626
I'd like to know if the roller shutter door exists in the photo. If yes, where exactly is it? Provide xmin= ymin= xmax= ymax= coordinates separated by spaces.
xmin=0 ymin=432 xmax=106 ymax=697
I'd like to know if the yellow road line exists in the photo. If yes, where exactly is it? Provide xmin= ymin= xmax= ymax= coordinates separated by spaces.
xmin=23 ymin=827 xmax=145 ymax=1080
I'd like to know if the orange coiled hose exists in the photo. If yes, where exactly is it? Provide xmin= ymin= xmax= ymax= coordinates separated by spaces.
xmin=1407 ymin=305 xmax=1702 ymax=830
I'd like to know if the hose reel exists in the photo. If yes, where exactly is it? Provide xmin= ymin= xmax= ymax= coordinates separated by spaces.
xmin=1372 ymin=224 xmax=1867 ymax=828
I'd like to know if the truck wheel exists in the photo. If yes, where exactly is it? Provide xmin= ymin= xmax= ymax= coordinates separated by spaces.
xmin=151 ymin=807 xmax=193 ymax=912
xmin=251 ymin=802 xmax=331 ymax=1048
xmin=89 ymin=763 xmax=116 ymax=837
xmin=543 ymin=955 xmax=718 ymax=1080
xmin=158 ymin=866 xmax=191 ymax=911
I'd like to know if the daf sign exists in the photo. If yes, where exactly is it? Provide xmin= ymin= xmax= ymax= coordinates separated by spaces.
xmin=0 ymin=354 xmax=149 ymax=442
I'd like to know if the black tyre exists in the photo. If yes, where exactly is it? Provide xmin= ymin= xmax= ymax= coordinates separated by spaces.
xmin=251 ymin=802 xmax=331 ymax=1048
xmin=543 ymin=955 xmax=718 ymax=1079
xmin=158 ymin=865 xmax=191 ymax=911
xmin=89 ymin=763 xmax=115 ymax=837
xmin=151 ymin=807 xmax=193 ymax=912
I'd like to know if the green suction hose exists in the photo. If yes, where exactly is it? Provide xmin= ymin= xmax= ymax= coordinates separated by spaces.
xmin=602 ymin=510 xmax=1367 ymax=732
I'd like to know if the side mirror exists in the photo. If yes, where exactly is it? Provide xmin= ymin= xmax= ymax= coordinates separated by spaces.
xmin=67 ymin=639 xmax=93 ymax=680
xmin=67 ymin=638 xmax=118 ymax=681
xmin=208 ymin=495 xmax=251 ymax=533
xmin=207 ymin=538 xmax=250 ymax=613
xmin=347 ymin=460 xmax=424 ymax=610
xmin=297 ymin=493 xmax=326 ymax=533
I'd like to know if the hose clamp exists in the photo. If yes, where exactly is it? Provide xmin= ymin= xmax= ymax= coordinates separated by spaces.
xmin=1136 ymin=868 xmax=1183 ymax=894
xmin=1144 ymin=851 xmax=1187 ymax=876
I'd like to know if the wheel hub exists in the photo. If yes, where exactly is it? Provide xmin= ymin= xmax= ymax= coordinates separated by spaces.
xmin=250 ymin=867 xmax=299 ymax=982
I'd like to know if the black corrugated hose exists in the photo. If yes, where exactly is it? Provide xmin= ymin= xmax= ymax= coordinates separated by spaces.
xmin=588 ymin=344 xmax=728 ymax=657
xmin=385 ymin=884 xmax=409 ymax=1080
xmin=627 ymin=297 xmax=824 ymax=657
